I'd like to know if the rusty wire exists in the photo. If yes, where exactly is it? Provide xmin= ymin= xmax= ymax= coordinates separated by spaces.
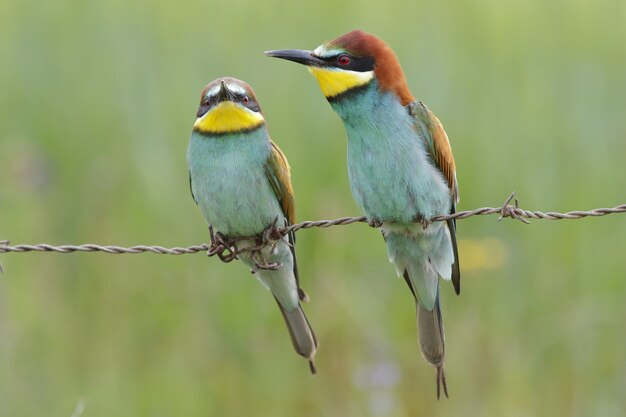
xmin=1 ymin=193 xmax=625 ymax=268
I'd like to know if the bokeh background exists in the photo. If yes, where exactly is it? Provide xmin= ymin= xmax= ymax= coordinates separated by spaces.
xmin=1 ymin=0 xmax=625 ymax=415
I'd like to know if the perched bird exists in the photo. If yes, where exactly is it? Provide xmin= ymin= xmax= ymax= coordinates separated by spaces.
xmin=187 ymin=77 xmax=318 ymax=373
xmin=266 ymin=30 xmax=460 ymax=397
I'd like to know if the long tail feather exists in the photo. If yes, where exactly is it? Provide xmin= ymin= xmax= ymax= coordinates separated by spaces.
xmin=436 ymin=364 xmax=448 ymax=399
xmin=404 ymin=273 xmax=449 ymax=398
xmin=275 ymin=298 xmax=318 ymax=374
xmin=417 ymin=294 xmax=445 ymax=366
xmin=417 ymin=294 xmax=448 ymax=398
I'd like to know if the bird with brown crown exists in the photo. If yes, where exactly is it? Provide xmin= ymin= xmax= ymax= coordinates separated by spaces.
xmin=266 ymin=30 xmax=460 ymax=397
xmin=187 ymin=77 xmax=318 ymax=373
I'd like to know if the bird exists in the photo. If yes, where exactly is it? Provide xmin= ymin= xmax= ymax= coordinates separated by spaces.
xmin=266 ymin=30 xmax=460 ymax=397
xmin=187 ymin=77 xmax=318 ymax=373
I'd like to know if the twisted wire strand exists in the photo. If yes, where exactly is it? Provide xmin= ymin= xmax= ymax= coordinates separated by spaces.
xmin=1 ymin=193 xmax=625 ymax=258
xmin=0 ymin=243 xmax=211 ymax=255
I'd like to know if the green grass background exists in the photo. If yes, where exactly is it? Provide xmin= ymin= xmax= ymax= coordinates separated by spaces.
xmin=1 ymin=0 xmax=625 ymax=415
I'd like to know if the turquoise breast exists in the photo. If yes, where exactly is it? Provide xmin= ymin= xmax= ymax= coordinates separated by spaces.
xmin=331 ymin=83 xmax=451 ymax=222
xmin=187 ymin=129 xmax=285 ymax=237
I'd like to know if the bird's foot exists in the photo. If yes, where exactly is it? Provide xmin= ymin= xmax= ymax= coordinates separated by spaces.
xmin=248 ymin=248 xmax=281 ymax=273
xmin=207 ymin=226 xmax=238 ymax=263
xmin=261 ymin=216 xmax=285 ymax=244
xmin=436 ymin=365 xmax=449 ymax=399
xmin=367 ymin=217 xmax=383 ymax=228
xmin=250 ymin=260 xmax=281 ymax=273
xmin=249 ymin=218 xmax=285 ymax=272
xmin=412 ymin=214 xmax=432 ymax=230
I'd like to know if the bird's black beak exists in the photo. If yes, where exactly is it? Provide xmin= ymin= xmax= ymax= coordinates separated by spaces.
xmin=216 ymin=80 xmax=236 ymax=102
xmin=264 ymin=49 xmax=326 ymax=67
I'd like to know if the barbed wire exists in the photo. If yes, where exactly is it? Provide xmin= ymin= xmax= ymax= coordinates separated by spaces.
xmin=1 ymin=193 xmax=625 ymax=271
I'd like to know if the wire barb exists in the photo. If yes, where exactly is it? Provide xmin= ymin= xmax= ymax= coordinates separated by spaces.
xmin=498 ymin=192 xmax=530 ymax=224
xmin=0 ymin=193 xmax=624 ymax=260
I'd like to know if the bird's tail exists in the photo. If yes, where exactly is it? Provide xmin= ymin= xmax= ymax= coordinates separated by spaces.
xmin=417 ymin=293 xmax=448 ymax=399
xmin=388 ymin=228 xmax=453 ymax=398
xmin=401 ymin=269 xmax=448 ymax=398
xmin=275 ymin=298 xmax=318 ymax=374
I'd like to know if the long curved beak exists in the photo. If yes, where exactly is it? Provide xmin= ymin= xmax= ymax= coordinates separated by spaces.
xmin=264 ymin=49 xmax=326 ymax=67
xmin=216 ymin=80 xmax=236 ymax=102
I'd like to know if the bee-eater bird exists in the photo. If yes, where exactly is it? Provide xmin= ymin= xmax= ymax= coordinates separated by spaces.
xmin=187 ymin=77 xmax=318 ymax=373
xmin=266 ymin=30 xmax=460 ymax=397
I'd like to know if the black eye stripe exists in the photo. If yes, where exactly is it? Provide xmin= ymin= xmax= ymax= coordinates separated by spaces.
xmin=196 ymin=103 xmax=210 ymax=118
xmin=234 ymin=94 xmax=260 ymax=112
xmin=245 ymin=101 xmax=261 ymax=112
xmin=324 ymin=54 xmax=375 ymax=72
xmin=196 ymin=93 xmax=260 ymax=116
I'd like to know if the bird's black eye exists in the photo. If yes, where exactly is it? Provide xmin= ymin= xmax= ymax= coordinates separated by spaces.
xmin=203 ymin=97 xmax=210 ymax=106
xmin=337 ymin=54 xmax=351 ymax=66
xmin=242 ymin=96 xmax=250 ymax=105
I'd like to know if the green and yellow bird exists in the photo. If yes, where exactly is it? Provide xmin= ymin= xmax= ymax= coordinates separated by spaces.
xmin=187 ymin=77 xmax=318 ymax=373
xmin=267 ymin=30 xmax=460 ymax=397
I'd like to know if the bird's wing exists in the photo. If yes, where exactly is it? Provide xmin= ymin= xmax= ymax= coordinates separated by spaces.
xmin=409 ymin=101 xmax=458 ymax=202
xmin=410 ymin=101 xmax=461 ymax=294
xmin=264 ymin=141 xmax=295 ymax=224
xmin=189 ymin=171 xmax=198 ymax=205
xmin=264 ymin=141 xmax=307 ymax=301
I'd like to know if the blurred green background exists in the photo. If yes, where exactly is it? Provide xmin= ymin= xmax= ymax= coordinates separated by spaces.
xmin=1 ymin=0 xmax=625 ymax=415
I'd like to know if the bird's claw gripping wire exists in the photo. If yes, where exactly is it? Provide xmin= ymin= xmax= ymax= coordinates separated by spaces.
xmin=261 ymin=217 xmax=286 ymax=249
xmin=409 ymin=214 xmax=432 ymax=230
xmin=367 ymin=217 xmax=383 ymax=228
xmin=498 ymin=192 xmax=530 ymax=224
xmin=207 ymin=226 xmax=239 ymax=263
xmin=250 ymin=217 xmax=284 ymax=272
xmin=207 ymin=220 xmax=286 ymax=272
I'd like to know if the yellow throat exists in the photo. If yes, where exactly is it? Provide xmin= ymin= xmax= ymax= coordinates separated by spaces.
xmin=194 ymin=102 xmax=264 ymax=134
xmin=308 ymin=67 xmax=374 ymax=98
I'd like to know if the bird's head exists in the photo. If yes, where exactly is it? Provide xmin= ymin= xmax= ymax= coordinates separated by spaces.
xmin=266 ymin=30 xmax=413 ymax=105
xmin=193 ymin=77 xmax=265 ymax=135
